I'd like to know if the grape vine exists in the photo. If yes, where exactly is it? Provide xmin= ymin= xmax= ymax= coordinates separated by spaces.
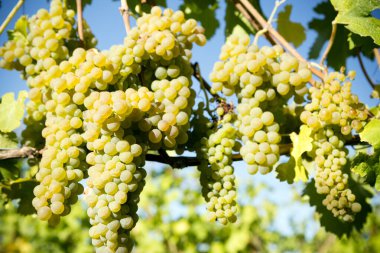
xmin=0 ymin=0 xmax=378 ymax=252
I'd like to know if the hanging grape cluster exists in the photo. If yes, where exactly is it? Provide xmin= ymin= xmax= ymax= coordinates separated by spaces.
xmin=0 ymin=2 xmax=207 ymax=252
xmin=210 ymin=33 xmax=311 ymax=175
xmin=301 ymin=70 xmax=368 ymax=221
xmin=0 ymin=0 xmax=375 ymax=251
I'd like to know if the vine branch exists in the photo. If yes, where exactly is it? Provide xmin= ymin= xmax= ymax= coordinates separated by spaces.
xmin=0 ymin=0 xmax=25 ymax=36
xmin=254 ymin=0 xmax=286 ymax=45
xmin=319 ymin=22 xmax=337 ymax=68
xmin=374 ymin=48 xmax=380 ymax=69
xmin=76 ymin=0 xmax=84 ymax=42
xmin=235 ymin=0 xmax=324 ymax=80
xmin=234 ymin=2 xmax=276 ymax=45
xmin=357 ymin=52 xmax=376 ymax=89
xmin=120 ymin=0 xmax=131 ymax=34
xmin=192 ymin=62 xmax=221 ymax=101
xmin=0 ymin=135 xmax=365 ymax=168
xmin=0 ymin=147 xmax=40 ymax=160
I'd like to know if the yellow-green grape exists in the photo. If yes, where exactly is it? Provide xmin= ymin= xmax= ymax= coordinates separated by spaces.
xmin=200 ymin=123 xmax=238 ymax=225
xmin=300 ymin=70 xmax=368 ymax=134
xmin=236 ymin=97 xmax=281 ymax=175
xmin=313 ymin=128 xmax=361 ymax=222
xmin=32 ymin=93 xmax=86 ymax=223
xmin=210 ymin=35 xmax=311 ymax=175
xmin=83 ymin=90 xmax=149 ymax=253
xmin=300 ymin=70 xmax=368 ymax=222
xmin=116 ymin=6 xmax=206 ymax=151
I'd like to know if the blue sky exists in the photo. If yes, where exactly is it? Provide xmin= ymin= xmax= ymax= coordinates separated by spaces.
xmin=0 ymin=0 xmax=379 ymax=239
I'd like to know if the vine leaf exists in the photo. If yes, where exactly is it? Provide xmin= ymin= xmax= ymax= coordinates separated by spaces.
xmin=1 ymin=179 xmax=38 ymax=215
xmin=7 ymin=15 xmax=28 ymax=42
xmin=225 ymin=0 xmax=263 ymax=37
xmin=290 ymin=125 xmax=313 ymax=182
xmin=276 ymin=5 xmax=306 ymax=47
xmin=275 ymin=157 xmax=295 ymax=184
xmin=303 ymin=178 xmax=372 ymax=237
xmin=0 ymin=91 xmax=28 ymax=133
xmin=351 ymin=149 xmax=380 ymax=190
xmin=14 ymin=15 xmax=27 ymax=36
xmin=359 ymin=119 xmax=380 ymax=149
xmin=180 ymin=0 xmax=219 ymax=39
xmin=0 ymin=132 xmax=18 ymax=149
xmin=0 ymin=159 xmax=19 ymax=181
xmin=331 ymin=0 xmax=380 ymax=45
xmin=308 ymin=1 xmax=352 ymax=70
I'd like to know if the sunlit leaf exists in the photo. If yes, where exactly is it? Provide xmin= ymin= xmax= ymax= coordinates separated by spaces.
xmin=331 ymin=0 xmax=380 ymax=45
xmin=180 ymin=0 xmax=219 ymax=39
xmin=276 ymin=5 xmax=306 ymax=47
xmin=0 ymin=91 xmax=28 ymax=133
xmin=359 ymin=119 xmax=380 ymax=148
xmin=290 ymin=125 xmax=313 ymax=182
xmin=0 ymin=132 xmax=18 ymax=149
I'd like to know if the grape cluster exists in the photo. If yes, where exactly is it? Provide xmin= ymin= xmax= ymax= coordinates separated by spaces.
xmin=301 ymin=70 xmax=368 ymax=221
xmin=0 ymin=0 xmax=96 ymax=149
xmin=0 ymin=3 xmax=208 ymax=251
xmin=301 ymin=70 xmax=367 ymax=134
xmin=122 ymin=6 xmax=206 ymax=151
xmin=199 ymin=121 xmax=238 ymax=225
xmin=83 ymin=90 xmax=150 ymax=253
xmin=210 ymin=33 xmax=311 ymax=174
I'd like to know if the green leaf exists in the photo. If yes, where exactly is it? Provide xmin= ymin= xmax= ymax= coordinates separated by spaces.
xmin=303 ymin=177 xmax=372 ymax=237
xmin=359 ymin=119 xmax=380 ymax=148
xmin=1 ymin=179 xmax=38 ymax=215
xmin=275 ymin=157 xmax=296 ymax=184
xmin=351 ymin=149 xmax=380 ymax=189
xmin=225 ymin=0 xmax=262 ymax=37
xmin=180 ymin=0 xmax=219 ymax=39
xmin=0 ymin=91 xmax=28 ymax=133
xmin=331 ymin=0 xmax=380 ymax=45
xmin=0 ymin=132 xmax=18 ymax=149
xmin=308 ymin=1 xmax=352 ymax=70
xmin=290 ymin=125 xmax=313 ymax=182
xmin=0 ymin=159 xmax=20 ymax=181
xmin=14 ymin=15 xmax=27 ymax=36
xmin=276 ymin=5 xmax=306 ymax=47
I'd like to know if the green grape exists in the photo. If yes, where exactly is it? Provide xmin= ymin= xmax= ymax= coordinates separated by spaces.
xmin=210 ymin=35 xmax=312 ymax=175
xmin=301 ymin=70 xmax=369 ymax=222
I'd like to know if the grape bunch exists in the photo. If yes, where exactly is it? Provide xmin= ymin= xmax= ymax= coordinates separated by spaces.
xmin=24 ymin=5 xmax=205 ymax=252
xmin=83 ymin=89 xmax=151 ymax=253
xmin=198 ymin=120 xmax=238 ymax=225
xmin=0 ymin=0 xmax=96 ymax=148
xmin=121 ymin=6 xmax=206 ymax=151
xmin=210 ymin=33 xmax=311 ymax=174
xmin=301 ymin=70 xmax=368 ymax=221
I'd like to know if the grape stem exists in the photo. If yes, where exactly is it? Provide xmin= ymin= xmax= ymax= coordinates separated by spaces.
xmin=192 ymin=62 xmax=218 ymax=120
xmin=191 ymin=63 xmax=221 ymax=100
xmin=120 ymin=0 xmax=131 ymax=34
xmin=235 ymin=0 xmax=325 ymax=80
xmin=253 ymin=0 xmax=286 ymax=45
xmin=0 ymin=0 xmax=25 ymax=36
xmin=357 ymin=51 xmax=376 ymax=90
xmin=76 ymin=0 xmax=84 ymax=43
xmin=319 ymin=22 xmax=337 ymax=68
xmin=234 ymin=1 xmax=276 ymax=45
xmin=374 ymin=48 xmax=380 ymax=69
